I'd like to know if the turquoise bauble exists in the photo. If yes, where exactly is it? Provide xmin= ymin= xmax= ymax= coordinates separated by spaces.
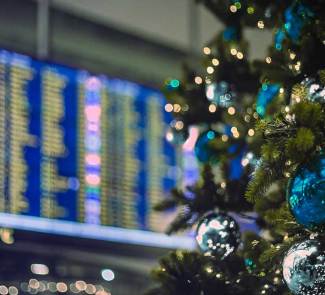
xmin=288 ymin=154 xmax=325 ymax=231
xmin=194 ymin=130 xmax=220 ymax=163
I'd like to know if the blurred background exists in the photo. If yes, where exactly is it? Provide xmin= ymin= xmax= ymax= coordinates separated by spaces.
xmin=0 ymin=1 xmax=271 ymax=294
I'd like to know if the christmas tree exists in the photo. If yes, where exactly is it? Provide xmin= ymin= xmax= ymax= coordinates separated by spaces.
xmin=146 ymin=0 xmax=325 ymax=294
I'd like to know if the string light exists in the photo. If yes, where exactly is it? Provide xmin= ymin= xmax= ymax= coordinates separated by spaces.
xmin=212 ymin=58 xmax=219 ymax=66
xmin=241 ymin=158 xmax=249 ymax=167
xmin=279 ymin=87 xmax=284 ymax=94
xmin=0 ymin=286 xmax=8 ymax=295
xmin=207 ymin=66 xmax=214 ymax=74
xmin=173 ymin=104 xmax=181 ymax=113
xmin=164 ymin=103 xmax=173 ymax=112
xmin=257 ymin=20 xmax=265 ymax=29
xmin=231 ymin=127 xmax=238 ymax=133
xmin=230 ymin=5 xmax=237 ymax=13
xmin=247 ymin=6 xmax=255 ymax=14
xmin=289 ymin=52 xmax=296 ymax=60
xmin=175 ymin=121 xmax=184 ymax=130
xmin=209 ymin=104 xmax=217 ymax=113
xmin=194 ymin=76 xmax=203 ymax=85
xmin=236 ymin=52 xmax=244 ymax=59
xmin=227 ymin=107 xmax=236 ymax=115
xmin=56 ymin=282 xmax=68 ymax=293
xmin=248 ymin=129 xmax=255 ymax=136
xmin=265 ymin=57 xmax=272 ymax=64
xmin=221 ymin=182 xmax=226 ymax=188
xmin=230 ymin=48 xmax=238 ymax=55
xmin=203 ymin=47 xmax=211 ymax=55
xmin=221 ymin=135 xmax=228 ymax=142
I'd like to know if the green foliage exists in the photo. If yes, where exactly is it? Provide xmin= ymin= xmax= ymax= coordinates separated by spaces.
xmin=246 ymin=100 xmax=325 ymax=202
xmin=146 ymin=250 xmax=264 ymax=295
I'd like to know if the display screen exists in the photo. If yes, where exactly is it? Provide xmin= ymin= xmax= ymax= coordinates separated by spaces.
xmin=0 ymin=49 xmax=194 ymax=249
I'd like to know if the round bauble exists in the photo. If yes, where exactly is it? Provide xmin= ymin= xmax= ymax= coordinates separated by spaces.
xmin=194 ymin=129 xmax=220 ymax=163
xmin=301 ymin=77 xmax=325 ymax=103
xmin=287 ymin=154 xmax=325 ymax=231
xmin=283 ymin=239 xmax=325 ymax=294
xmin=196 ymin=212 xmax=241 ymax=259
xmin=205 ymin=81 xmax=236 ymax=108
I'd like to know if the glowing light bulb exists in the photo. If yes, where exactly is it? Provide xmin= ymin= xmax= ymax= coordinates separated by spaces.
xmin=203 ymin=47 xmax=211 ymax=55
xmin=194 ymin=76 xmax=203 ymax=84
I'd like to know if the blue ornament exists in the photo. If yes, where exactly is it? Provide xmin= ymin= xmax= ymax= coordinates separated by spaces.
xmin=283 ymin=239 xmax=325 ymax=295
xmin=274 ymin=3 xmax=313 ymax=50
xmin=284 ymin=3 xmax=314 ymax=42
xmin=223 ymin=26 xmax=238 ymax=42
xmin=256 ymin=84 xmax=280 ymax=117
xmin=196 ymin=212 xmax=241 ymax=259
xmin=166 ymin=79 xmax=180 ymax=90
xmin=206 ymin=81 xmax=236 ymax=108
xmin=274 ymin=28 xmax=286 ymax=51
xmin=245 ymin=258 xmax=256 ymax=273
xmin=194 ymin=130 xmax=220 ymax=163
xmin=288 ymin=154 xmax=325 ymax=231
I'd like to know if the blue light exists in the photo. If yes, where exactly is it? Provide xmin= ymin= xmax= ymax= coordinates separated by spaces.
xmin=207 ymin=131 xmax=215 ymax=140
xmin=169 ymin=79 xmax=180 ymax=88
xmin=256 ymin=84 xmax=280 ymax=117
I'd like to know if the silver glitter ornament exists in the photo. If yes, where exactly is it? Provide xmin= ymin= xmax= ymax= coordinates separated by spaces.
xmin=196 ymin=212 xmax=241 ymax=259
xmin=283 ymin=239 xmax=325 ymax=294
xmin=302 ymin=77 xmax=325 ymax=103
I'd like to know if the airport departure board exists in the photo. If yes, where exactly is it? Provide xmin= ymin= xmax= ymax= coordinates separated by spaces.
xmin=0 ymin=48 xmax=180 ymax=237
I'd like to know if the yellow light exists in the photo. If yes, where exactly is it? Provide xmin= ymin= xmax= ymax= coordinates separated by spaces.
xmin=221 ymin=135 xmax=228 ymax=142
xmin=230 ymin=5 xmax=237 ymax=12
xmin=206 ymin=267 xmax=213 ymax=273
xmin=57 ymin=282 xmax=68 ymax=293
xmin=221 ymin=182 xmax=226 ymax=188
xmin=241 ymin=158 xmax=249 ymax=167
xmin=29 ymin=279 xmax=40 ymax=289
xmin=248 ymin=129 xmax=255 ymax=136
xmin=227 ymin=107 xmax=236 ymax=115
xmin=207 ymin=66 xmax=214 ymax=74
xmin=236 ymin=52 xmax=244 ymax=59
xmin=164 ymin=103 xmax=173 ymax=112
xmin=257 ymin=20 xmax=265 ymax=29
xmin=212 ymin=58 xmax=220 ymax=66
xmin=230 ymin=48 xmax=238 ymax=55
xmin=231 ymin=127 xmax=238 ymax=133
xmin=279 ymin=87 xmax=284 ymax=94
xmin=203 ymin=47 xmax=211 ymax=55
xmin=289 ymin=52 xmax=296 ymax=60
xmin=233 ymin=132 xmax=240 ymax=138
xmin=265 ymin=57 xmax=272 ymax=64
xmin=173 ymin=104 xmax=181 ymax=112
xmin=194 ymin=76 xmax=203 ymax=84
xmin=209 ymin=104 xmax=217 ymax=113
xmin=175 ymin=121 xmax=184 ymax=130
xmin=75 ymin=281 xmax=87 ymax=291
